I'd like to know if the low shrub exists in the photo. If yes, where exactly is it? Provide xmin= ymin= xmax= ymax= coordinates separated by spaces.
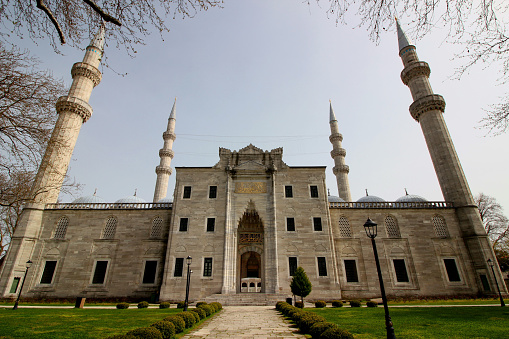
xmin=366 ymin=300 xmax=378 ymax=308
xmin=189 ymin=311 xmax=200 ymax=323
xmin=105 ymin=335 xmax=128 ymax=339
xmin=190 ymin=307 xmax=206 ymax=319
xmin=349 ymin=300 xmax=361 ymax=307
xmin=331 ymin=300 xmax=343 ymax=308
xmin=116 ymin=302 xmax=130 ymax=309
xmin=276 ymin=301 xmax=286 ymax=310
xmin=196 ymin=301 xmax=207 ymax=308
xmin=287 ymin=308 xmax=305 ymax=318
xmin=151 ymin=320 xmax=175 ymax=339
xmin=198 ymin=304 xmax=213 ymax=316
xmin=315 ymin=300 xmax=326 ymax=308
xmin=310 ymin=322 xmax=337 ymax=339
xmin=208 ymin=302 xmax=218 ymax=312
xmin=295 ymin=301 xmax=304 ymax=308
xmin=176 ymin=301 xmax=185 ymax=309
xmin=163 ymin=315 xmax=185 ymax=333
xmin=176 ymin=311 xmax=197 ymax=328
xmin=320 ymin=327 xmax=354 ymax=339
xmin=298 ymin=313 xmax=327 ymax=333
xmin=159 ymin=302 xmax=171 ymax=309
xmin=138 ymin=301 xmax=150 ymax=309
xmin=210 ymin=302 xmax=222 ymax=311
xmin=125 ymin=327 xmax=163 ymax=339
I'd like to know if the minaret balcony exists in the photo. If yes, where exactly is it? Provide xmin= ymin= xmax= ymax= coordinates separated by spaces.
xmin=409 ymin=94 xmax=446 ymax=121
xmin=401 ymin=61 xmax=431 ymax=86
xmin=71 ymin=62 xmax=102 ymax=87
xmin=56 ymin=96 xmax=93 ymax=122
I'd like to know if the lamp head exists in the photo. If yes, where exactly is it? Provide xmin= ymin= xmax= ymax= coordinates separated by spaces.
xmin=26 ymin=260 xmax=33 ymax=269
xmin=363 ymin=218 xmax=378 ymax=238
xmin=186 ymin=256 xmax=192 ymax=266
xmin=487 ymin=258 xmax=494 ymax=267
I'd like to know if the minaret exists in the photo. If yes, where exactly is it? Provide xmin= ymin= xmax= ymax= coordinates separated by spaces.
xmin=153 ymin=99 xmax=176 ymax=202
xmin=397 ymin=20 xmax=506 ymax=293
xmin=329 ymin=101 xmax=352 ymax=201
xmin=30 ymin=25 xmax=105 ymax=204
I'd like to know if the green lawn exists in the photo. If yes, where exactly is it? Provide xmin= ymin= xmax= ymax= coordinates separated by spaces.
xmin=0 ymin=308 xmax=181 ymax=338
xmin=308 ymin=306 xmax=509 ymax=339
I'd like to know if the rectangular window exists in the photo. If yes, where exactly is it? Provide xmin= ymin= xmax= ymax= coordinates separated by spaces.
xmin=344 ymin=260 xmax=359 ymax=282
xmin=289 ymin=257 xmax=297 ymax=276
xmin=310 ymin=185 xmax=319 ymax=198
xmin=286 ymin=217 xmax=295 ymax=232
xmin=183 ymin=186 xmax=192 ymax=199
xmin=444 ymin=259 xmax=461 ymax=282
xmin=209 ymin=186 xmax=217 ymax=199
xmin=393 ymin=259 xmax=409 ymax=282
xmin=480 ymin=274 xmax=491 ymax=291
xmin=174 ymin=258 xmax=184 ymax=277
xmin=92 ymin=261 xmax=108 ymax=284
xmin=142 ymin=260 xmax=158 ymax=284
xmin=179 ymin=218 xmax=188 ymax=232
xmin=313 ymin=217 xmax=322 ymax=231
xmin=203 ymin=257 xmax=213 ymax=277
xmin=285 ymin=186 xmax=293 ymax=198
xmin=317 ymin=257 xmax=327 ymax=276
xmin=206 ymin=218 xmax=215 ymax=232
xmin=40 ymin=261 xmax=57 ymax=284
xmin=9 ymin=277 xmax=20 ymax=294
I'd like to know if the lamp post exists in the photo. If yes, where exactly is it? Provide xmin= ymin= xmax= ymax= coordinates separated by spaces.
xmin=364 ymin=218 xmax=396 ymax=339
xmin=487 ymin=258 xmax=505 ymax=307
xmin=184 ymin=256 xmax=192 ymax=311
xmin=13 ymin=260 xmax=33 ymax=310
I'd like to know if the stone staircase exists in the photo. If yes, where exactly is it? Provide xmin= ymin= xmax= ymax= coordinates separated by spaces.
xmin=203 ymin=293 xmax=289 ymax=306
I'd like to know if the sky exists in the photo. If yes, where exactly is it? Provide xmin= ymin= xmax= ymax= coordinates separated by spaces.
xmin=11 ymin=1 xmax=509 ymax=212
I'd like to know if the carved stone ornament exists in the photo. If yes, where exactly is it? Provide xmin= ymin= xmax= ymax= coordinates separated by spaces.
xmin=400 ymin=61 xmax=431 ymax=85
xmin=239 ymin=233 xmax=263 ymax=244
xmin=56 ymin=96 xmax=93 ymax=122
xmin=71 ymin=62 xmax=102 ymax=87
xmin=235 ymin=182 xmax=267 ymax=194
xmin=333 ymin=165 xmax=350 ymax=175
xmin=159 ymin=149 xmax=174 ymax=158
xmin=163 ymin=131 xmax=176 ymax=141
xmin=409 ymin=94 xmax=446 ymax=121
xmin=330 ymin=148 xmax=346 ymax=158
xmin=155 ymin=166 xmax=172 ymax=175
xmin=329 ymin=133 xmax=343 ymax=143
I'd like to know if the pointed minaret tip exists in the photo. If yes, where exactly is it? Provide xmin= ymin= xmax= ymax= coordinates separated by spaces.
xmin=396 ymin=18 xmax=413 ymax=52
xmin=329 ymin=101 xmax=337 ymax=123
xmin=90 ymin=23 xmax=106 ymax=51
xmin=169 ymin=98 xmax=177 ymax=120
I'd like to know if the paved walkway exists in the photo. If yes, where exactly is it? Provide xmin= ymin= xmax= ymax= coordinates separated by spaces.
xmin=180 ymin=306 xmax=306 ymax=338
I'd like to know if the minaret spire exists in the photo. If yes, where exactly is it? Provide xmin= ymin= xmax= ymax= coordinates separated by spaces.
xmin=30 ymin=25 xmax=105 ymax=204
xmin=329 ymin=101 xmax=352 ymax=201
xmin=153 ymin=98 xmax=177 ymax=202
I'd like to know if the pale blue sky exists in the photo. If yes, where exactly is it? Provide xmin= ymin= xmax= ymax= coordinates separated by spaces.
xmin=13 ymin=1 xmax=509 ymax=211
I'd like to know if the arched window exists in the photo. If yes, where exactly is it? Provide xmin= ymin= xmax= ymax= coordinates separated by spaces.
xmin=150 ymin=217 xmax=163 ymax=238
xmin=101 ymin=217 xmax=117 ymax=239
xmin=53 ymin=216 xmax=69 ymax=239
xmin=384 ymin=215 xmax=401 ymax=238
xmin=338 ymin=216 xmax=352 ymax=238
xmin=432 ymin=215 xmax=449 ymax=238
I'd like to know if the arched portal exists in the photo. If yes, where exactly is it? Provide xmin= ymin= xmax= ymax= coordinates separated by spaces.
xmin=237 ymin=200 xmax=264 ymax=293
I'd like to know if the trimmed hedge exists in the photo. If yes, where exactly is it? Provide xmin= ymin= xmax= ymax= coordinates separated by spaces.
xmin=176 ymin=301 xmax=185 ymax=309
xmin=349 ymin=300 xmax=362 ymax=307
xmin=320 ymin=327 xmax=354 ymax=339
xmin=159 ymin=302 xmax=171 ymax=309
xmin=331 ymin=300 xmax=343 ymax=308
xmin=138 ymin=301 xmax=149 ymax=309
xmin=366 ymin=301 xmax=378 ymax=308
xmin=163 ymin=315 xmax=186 ymax=333
xmin=126 ymin=327 xmax=163 ymax=339
xmin=116 ymin=302 xmax=130 ymax=309
xmin=175 ymin=311 xmax=197 ymax=328
xmin=210 ymin=302 xmax=222 ymax=311
xmin=198 ymin=304 xmax=213 ymax=316
xmin=315 ymin=300 xmax=326 ymax=308
xmin=190 ymin=307 xmax=207 ymax=319
xmin=196 ymin=301 xmax=207 ymax=308
xmin=310 ymin=322 xmax=336 ymax=339
xmin=151 ymin=320 xmax=175 ymax=339
xmin=295 ymin=301 xmax=304 ymax=308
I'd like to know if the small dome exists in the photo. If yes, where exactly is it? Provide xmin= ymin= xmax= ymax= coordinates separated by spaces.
xmin=396 ymin=194 xmax=428 ymax=203
xmin=356 ymin=195 xmax=385 ymax=203
xmin=72 ymin=195 xmax=106 ymax=204
xmin=115 ymin=195 xmax=146 ymax=204
xmin=328 ymin=195 xmax=345 ymax=203
xmin=157 ymin=197 xmax=173 ymax=203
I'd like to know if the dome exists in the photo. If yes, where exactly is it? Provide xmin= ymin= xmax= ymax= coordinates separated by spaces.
xmin=72 ymin=195 xmax=106 ymax=204
xmin=157 ymin=197 xmax=173 ymax=203
xmin=356 ymin=195 xmax=385 ymax=203
xmin=395 ymin=194 xmax=428 ymax=203
xmin=328 ymin=195 xmax=345 ymax=203
xmin=115 ymin=195 xmax=147 ymax=204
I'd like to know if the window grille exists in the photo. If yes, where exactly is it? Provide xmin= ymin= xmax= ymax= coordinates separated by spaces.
xmin=183 ymin=186 xmax=192 ymax=199
xmin=286 ymin=218 xmax=295 ymax=232
xmin=203 ymin=257 xmax=213 ymax=277
xmin=40 ymin=261 xmax=57 ymax=284
xmin=143 ymin=261 xmax=157 ymax=284
xmin=339 ymin=216 xmax=352 ymax=238
xmin=285 ymin=186 xmax=293 ymax=198
xmin=92 ymin=261 xmax=108 ymax=284
xmin=317 ymin=257 xmax=327 ymax=276
xmin=313 ymin=217 xmax=322 ymax=231
xmin=206 ymin=218 xmax=215 ymax=232
xmin=209 ymin=186 xmax=217 ymax=199
xmin=393 ymin=259 xmax=409 ymax=282
xmin=101 ymin=217 xmax=117 ymax=239
xmin=54 ymin=216 xmax=69 ymax=239
xmin=289 ymin=257 xmax=297 ymax=276
xmin=385 ymin=216 xmax=401 ymax=238
xmin=310 ymin=186 xmax=319 ymax=198
xmin=432 ymin=215 xmax=449 ymax=238
xmin=444 ymin=259 xmax=461 ymax=282
xmin=174 ymin=258 xmax=184 ymax=277
xmin=344 ymin=260 xmax=358 ymax=282
xmin=150 ymin=217 xmax=163 ymax=238
xmin=179 ymin=218 xmax=188 ymax=232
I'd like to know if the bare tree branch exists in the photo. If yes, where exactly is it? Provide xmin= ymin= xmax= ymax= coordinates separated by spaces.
xmin=82 ymin=0 xmax=121 ymax=26
xmin=36 ymin=0 xmax=66 ymax=44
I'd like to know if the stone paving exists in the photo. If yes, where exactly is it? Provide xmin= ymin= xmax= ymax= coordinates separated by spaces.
xmin=180 ymin=306 xmax=306 ymax=338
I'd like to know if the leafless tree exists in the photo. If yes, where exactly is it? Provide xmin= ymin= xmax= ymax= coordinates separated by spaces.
xmin=475 ymin=192 xmax=509 ymax=248
xmin=0 ymin=0 xmax=222 ymax=54
xmin=317 ymin=0 xmax=509 ymax=134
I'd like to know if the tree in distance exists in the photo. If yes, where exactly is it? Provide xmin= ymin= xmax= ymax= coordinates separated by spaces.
xmin=290 ymin=266 xmax=312 ymax=304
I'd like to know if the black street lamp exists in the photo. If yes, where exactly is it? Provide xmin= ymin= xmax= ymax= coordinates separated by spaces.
xmin=13 ymin=260 xmax=33 ymax=310
xmin=364 ymin=218 xmax=396 ymax=339
xmin=487 ymin=258 xmax=505 ymax=307
xmin=184 ymin=256 xmax=192 ymax=311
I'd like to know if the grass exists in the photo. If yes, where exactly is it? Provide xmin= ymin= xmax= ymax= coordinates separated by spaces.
xmin=0 ymin=308 xmax=182 ymax=338
xmin=308 ymin=306 xmax=509 ymax=338
xmin=387 ymin=298 xmax=507 ymax=306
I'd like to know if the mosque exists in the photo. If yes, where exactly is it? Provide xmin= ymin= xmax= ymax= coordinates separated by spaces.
xmin=0 ymin=21 xmax=505 ymax=304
